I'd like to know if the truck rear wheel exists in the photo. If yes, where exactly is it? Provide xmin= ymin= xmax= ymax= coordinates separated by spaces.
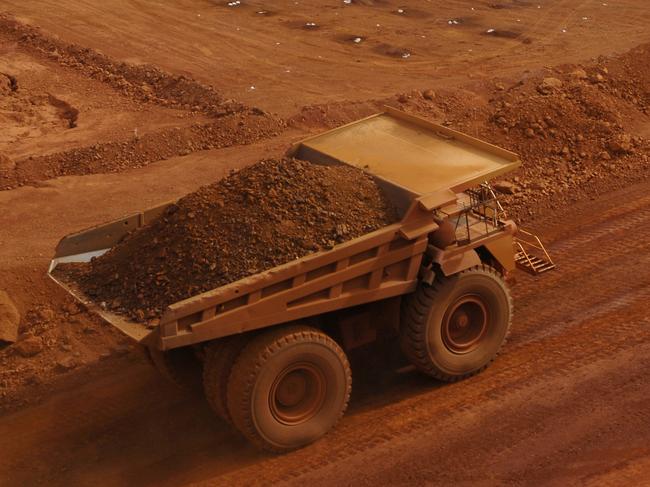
xmin=401 ymin=265 xmax=512 ymax=382
xmin=227 ymin=325 xmax=352 ymax=452
xmin=202 ymin=335 xmax=249 ymax=423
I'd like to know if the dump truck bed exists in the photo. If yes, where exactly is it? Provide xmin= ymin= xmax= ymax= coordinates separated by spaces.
xmin=49 ymin=108 xmax=520 ymax=351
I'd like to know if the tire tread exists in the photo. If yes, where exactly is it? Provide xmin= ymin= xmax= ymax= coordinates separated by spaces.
xmin=227 ymin=325 xmax=351 ymax=453
xmin=401 ymin=264 xmax=513 ymax=382
xmin=203 ymin=335 xmax=249 ymax=423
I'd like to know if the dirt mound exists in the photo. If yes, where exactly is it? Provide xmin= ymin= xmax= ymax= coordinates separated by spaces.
xmin=0 ymin=114 xmax=283 ymax=190
xmin=60 ymin=159 xmax=398 ymax=323
xmin=0 ymin=289 xmax=131 ymax=413
xmin=601 ymin=44 xmax=650 ymax=113
xmin=478 ymin=55 xmax=650 ymax=219
xmin=489 ymin=74 xmax=641 ymax=170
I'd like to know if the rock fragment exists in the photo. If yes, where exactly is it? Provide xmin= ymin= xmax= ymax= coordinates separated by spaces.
xmin=55 ymin=357 xmax=78 ymax=372
xmin=422 ymin=89 xmax=436 ymax=100
xmin=570 ymin=68 xmax=588 ymax=80
xmin=493 ymin=181 xmax=519 ymax=195
xmin=13 ymin=336 xmax=43 ymax=357
xmin=607 ymin=134 xmax=633 ymax=154
xmin=0 ymin=291 xmax=20 ymax=344
xmin=538 ymin=77 xmax=563 ymax=94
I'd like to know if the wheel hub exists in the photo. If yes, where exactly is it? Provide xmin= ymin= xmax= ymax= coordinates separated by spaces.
xmin=270 ymin=362 xmax=326 ymax=425
xmin=442 ymin=295 xmax=488 ymax=354
xmin=276 ymin=370 xmax=309 ymax=407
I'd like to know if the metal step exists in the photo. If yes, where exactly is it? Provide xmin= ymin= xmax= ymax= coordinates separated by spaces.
xmin=515 ymin=251 xmax=556 ymax=275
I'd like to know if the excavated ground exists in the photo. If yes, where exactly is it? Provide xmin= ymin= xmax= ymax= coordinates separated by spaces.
xmin=1 ymin=1 xmax=650 ymax=485
xmin=0 ymin=15 xmax=284 ymax=190
xmin=57 ymin=158 xmax=397 ymax=323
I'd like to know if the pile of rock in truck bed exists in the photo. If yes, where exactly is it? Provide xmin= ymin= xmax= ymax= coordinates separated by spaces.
xmin=58 ymin=158 xmax=398 ymax=323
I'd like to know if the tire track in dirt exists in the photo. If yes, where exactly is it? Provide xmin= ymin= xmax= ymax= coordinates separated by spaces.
xmin=0 ymin=358 xmax=161 ymax=465
xmin=4 ymin=0 xmax=650 ymax=115
xmin=212 ymin=317 xmax=650 ymax=486
xmin=0 ymin=356 xmax=238 ymax=487
xmin=289 ymin=341 xmax=650 ymax=486
xmin=211 ymin=305 xmax=650 ymax=486
xmin=490 ymin=349 xmax=650 ymax=486
xmin=513 ymin=187 xmax=650 ymax=299
xmin=511 ymin=229 xmax=650 ymax=342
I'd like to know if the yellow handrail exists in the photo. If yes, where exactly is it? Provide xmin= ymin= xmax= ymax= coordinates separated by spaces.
xmin=515 ymin=229 xmax=554 ymax=265
xmin=514 ymin=241 xmax=537 ymax=271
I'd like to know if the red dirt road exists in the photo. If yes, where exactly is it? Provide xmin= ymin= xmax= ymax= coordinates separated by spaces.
xmin=2 ymin=178 xmax=650 ymax=486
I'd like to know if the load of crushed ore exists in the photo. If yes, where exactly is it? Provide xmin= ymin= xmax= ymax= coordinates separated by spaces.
xmin=57 ymin=158 xmax=398 ymax=323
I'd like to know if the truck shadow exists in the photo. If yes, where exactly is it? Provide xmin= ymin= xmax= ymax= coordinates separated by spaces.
xmin=0 ymin=349 xmax=440 ymax=487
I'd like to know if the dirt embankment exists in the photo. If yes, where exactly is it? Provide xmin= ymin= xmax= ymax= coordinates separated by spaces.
xmin=474 ymin=44 xmax=650 ymax=219
xmin=0 ymin=76 xmax=79 ymax=171
xmin=4 ymin=10 xmax=647 ymax=212
xmin=0 ymin=114 xmax=282 ymax=190
xmin=422 ymin=47 xmax=649 ymax=221
xmin=57 ymin=159 xmax=398 ymax=323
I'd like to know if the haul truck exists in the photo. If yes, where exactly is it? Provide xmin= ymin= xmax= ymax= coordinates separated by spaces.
xmin=49 ymin=108 xmax=554 ymax=452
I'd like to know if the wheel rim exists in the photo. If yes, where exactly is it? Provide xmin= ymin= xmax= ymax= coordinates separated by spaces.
xmin=442 ymin=295 xmax=488 ymax=354
xmin=269 ymin=362 xmax=327 ymax=425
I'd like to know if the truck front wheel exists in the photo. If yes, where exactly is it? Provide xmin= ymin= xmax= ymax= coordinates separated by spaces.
xmin=227 ymin=325 xmax=352 ymax=452
xmin=401 ymin=265 xmax=512 ymax=382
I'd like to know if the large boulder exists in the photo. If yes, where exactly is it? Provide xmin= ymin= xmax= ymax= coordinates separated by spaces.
xmin=0 ymin=291 xmax=20 ymax=343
